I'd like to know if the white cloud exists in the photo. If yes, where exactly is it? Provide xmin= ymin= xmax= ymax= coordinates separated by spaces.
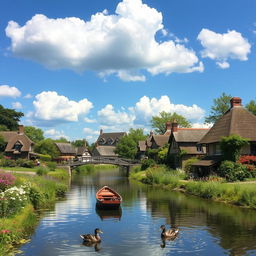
xmin=6 ymin=0 xmax=202 ymax=81
xmin=83 ymin=127 xmax=99 ymax=135
xmin=32 ymin=91 xmax=93 ymax=124
xmin=24 ymin=93 xmax=33 ymax=99
xmin=44 ymin=128 xmax=69 ymax=140
xmin=11 ymin=101 xmax=22 ymax=109
xmin=84 ymin=117 xmax=97 ymax=123
xmin=0 ymin=85 xmax=21 ymax=98
xmin=132 ymin=95 xmax=205 ymax=124
xmin=192 ymin=122 xmax=212 ymax=128
xmin=98 ymin=104 xmax=135 ymax=126
xmin=198 ymin=29 xmax=251 ymax=67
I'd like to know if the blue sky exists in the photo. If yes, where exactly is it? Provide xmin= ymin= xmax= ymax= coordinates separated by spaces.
xmin=0 ymin=0 xmax=255 ymax=143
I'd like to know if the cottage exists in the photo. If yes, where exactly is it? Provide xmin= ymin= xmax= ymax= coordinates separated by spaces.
xmin=168 ymin=121 xmax=209 ymax=168
xmin=92 ymin=129 xmax=126 ymax=157
xmin=55 ymin=142 xmax=76 ymax=161
xmin=193 ymin=97 xmax=256 ymax=173
xmin=76 ymin=145 xmax=91 ymax=161
xmin=0 ymin=125 xmax=34 ymax=159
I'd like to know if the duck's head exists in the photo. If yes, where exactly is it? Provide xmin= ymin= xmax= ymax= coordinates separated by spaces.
xmin=160 ymin=225 xmax=166 ymax=230
xmin=94 ymin=228 xmax=103 ymax=235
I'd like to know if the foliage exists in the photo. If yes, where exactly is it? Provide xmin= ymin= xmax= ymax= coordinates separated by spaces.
xmin=0 ymin=158 xmax=16 ymax=167
xmin=183 ymin=157 xmax=200 ymax=176
xmin=141 ymin=158 xmax=156 ymax=170
xmin=36 ymin=167 xmax=48 ymax=176
xmin=239 ymin=155 xmax=256 ymax=165
xmin=72 ymin=139 xmax=88 ymax=147
xmin=0 ymin=105 xmax=24 ymax=131
xmin=205 ymin=92 xmax=232 ymax=124
xmin=15 ymin=159 xmax=35 ymax=168
xmin=46 ymin=162 xmax=56 ymax=172
xmin=218 ymin=161 xmax=250 ymax=182
xmin=0 ymin=125 xmax=8 ymax=131
xmin=115 ymin=128 xmax=146 ymax=159
xmin=34 ymin=138 xmax=60 ymax=159
xmin=75 ymin=164 xmax=95 ymax=174
xmin=24 ymin=126 xmax=44 ymax=143
xmin=151 ymin=111 xmax=191 ymax=134
xmin=146 ymin=148 xmax=160 ymax=161
xmin=157 ymin=145 xmax=168 ymax=164
xmin=220 ymin=134 xmax=249 ymax=162
xmin=246 ymin=100 xmax=256 ymax=115
xmin=54 ymin=137 xmax=69 ymax=143
xmin=35 ymin=153 xmax=51 ymax=162
xmin=0 ymin=172 xmax=15 ymax=191
xmin=0 ymin=135 xmax=6 ymax=152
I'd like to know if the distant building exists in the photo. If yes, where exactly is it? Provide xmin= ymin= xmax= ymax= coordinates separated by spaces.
xmin=55 ymin=142 xmax=76 ymax=161
xmin=168 ymin=121 xmax=209 ymax=168
xmin=76 ymin=145 xmax=91 ymax=161
xmin=92 ymin=129 xmax=126 ymax=157
xmin=0 ymin=125 xmax=34 ymax=159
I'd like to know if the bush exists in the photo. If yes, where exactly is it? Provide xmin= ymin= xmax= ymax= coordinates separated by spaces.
xmin=75 ymin=165 xmax=94 ymax=174
xmin=141 ymin=158 xmax=155 ymax=171
xmin=36 ymin=167 xmax=48 ymax=176
xmin=55 ymin=183 xmax=68 ymax=197
xmin=28 ymin=186 xmax=42 ymax=210
xmin=0 ymin=158 xmax=16 ymax=167
xmin=0 ymin=172 xmax=15 ymax=191
xmin=218 ymin=161 xmax=250 ymax=182
xmin=46 ymin=162 xmax=56 ymax=172
xmin=16 ymin=159 xmax=34 ymax=168
xmin=183 ymin=158 xmax=199 ymax=176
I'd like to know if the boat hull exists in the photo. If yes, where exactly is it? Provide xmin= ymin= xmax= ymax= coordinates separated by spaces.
xmin=96 ymin=186 xmax=122 ymax=209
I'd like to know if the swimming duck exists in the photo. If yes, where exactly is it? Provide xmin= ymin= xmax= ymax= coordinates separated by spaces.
xmin=80 ymin=228 xmax=103 ymax=243
xmin=160 ymin=225 xmax=179 ymax=238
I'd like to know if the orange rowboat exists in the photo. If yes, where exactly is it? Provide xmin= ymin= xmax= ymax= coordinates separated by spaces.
xmin=96 ymin=186 xmax=122 ymax=209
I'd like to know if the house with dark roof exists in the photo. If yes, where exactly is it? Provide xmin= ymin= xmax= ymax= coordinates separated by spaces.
xmin=55 ymin=142 xmax=76 ymax=160
xmin=168 ymin=121 xmax=209 ymax=168
xmin=92 ymin=129 xmax=126 ymax=157
xmin=0 ymin=125 xmax=34 ymax=159
xmin=193 ymin=97 xmax=256 ymax=172
xmin=76 ymin=145 xmax=91 ymax=161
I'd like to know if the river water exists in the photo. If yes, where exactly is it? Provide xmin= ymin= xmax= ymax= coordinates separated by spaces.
xmin=19 ymin=168 xmax=256 ymax=256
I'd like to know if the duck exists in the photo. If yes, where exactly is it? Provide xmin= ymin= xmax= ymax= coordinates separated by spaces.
xmin=80 ymin=228 xmax=103 ymax=243
xmin=160 ymin=225 xmax=179 ymax=239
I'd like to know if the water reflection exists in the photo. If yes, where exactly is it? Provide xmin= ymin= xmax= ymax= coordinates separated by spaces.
xmin=18 ymin=168 xmax=256 ymax=256
xmin=96 ymin=207 xmax=122 ymax=221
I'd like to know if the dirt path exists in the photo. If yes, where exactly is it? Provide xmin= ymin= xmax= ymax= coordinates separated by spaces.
xmin=0 ymin=169 xmax=36 ymax=175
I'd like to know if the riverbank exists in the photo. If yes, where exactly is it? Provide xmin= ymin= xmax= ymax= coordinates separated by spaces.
xmin=130 ymin=166 xmax=256 ymax=209
xmin=0 ymin=169 xmax=68 ymax=255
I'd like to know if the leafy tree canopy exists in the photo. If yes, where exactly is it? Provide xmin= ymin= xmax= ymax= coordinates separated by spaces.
xmin=54 ymin=137 xmax=69 ymax=143
xmin=246 ymin=100 xmax=256 ymax=115
xmin=34 ymin=139 xmax=60 ymax=159
xmin=0 ymin=105 xmax=24 ymax=131
xmin=151 ymin=111 xmax=191 ymax=134
xmin=0 ymin=135 xmax=7 ymax=152
xmin=72 ymin=139 xmax=88 ymax=147
xmin=114 ymin=128 xmax=146 ymax=159
xmin=205 ymin=93 xmax=232 ymax=124
xmin=24 ymin=126 xmax=44 ymax=143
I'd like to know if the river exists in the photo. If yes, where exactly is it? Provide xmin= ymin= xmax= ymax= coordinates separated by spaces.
xmin=18 ymin=168 xmax=256 ymax=256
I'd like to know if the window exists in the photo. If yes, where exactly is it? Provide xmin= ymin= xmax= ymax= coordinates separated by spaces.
xmin=196 ymin=144 xmax=203 ymax=152
xmin=13 ymin=141 xmax=22 ymax=151
xmin=251 ymin=142 xmax=256 ymax=155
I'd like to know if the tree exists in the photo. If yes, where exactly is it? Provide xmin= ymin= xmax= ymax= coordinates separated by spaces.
xmin=24 ymin=126 xmax=44 ymax=143
xmin=114 ymin=128 xmax=147 ymax=159
xmin=34 ymin=139 xmax=60 ymax=159
xmin=72 ymin=139 xmax=88 ymax=147
xmin=151 ymin=111 xmax=191 ymax=134
xmin=0 ymin=135 xmax=7 ymax=152
xmin=205 ymin=93 xmax=232 ymax=124
xmin=220 ymin=134 xmax=249 ymax=162
xmin=54 ymin=137 xmax=69 ymax=143
xmin=246 ymin=100 xmax=256 ymax=115
xmin=0 ymin=105 xmax=24 ymax=131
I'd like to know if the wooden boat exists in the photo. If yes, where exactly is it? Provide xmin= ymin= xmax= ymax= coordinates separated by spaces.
xmin=96 ymin=186 xmax=122 ymax=209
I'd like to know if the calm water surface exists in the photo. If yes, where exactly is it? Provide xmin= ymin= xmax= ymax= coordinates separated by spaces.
xmin=19 ymin=168 xmax=256 ymax=256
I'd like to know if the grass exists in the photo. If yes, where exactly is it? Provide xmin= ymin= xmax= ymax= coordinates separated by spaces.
xmin=131 ymin=165 xmax=256 ymax=209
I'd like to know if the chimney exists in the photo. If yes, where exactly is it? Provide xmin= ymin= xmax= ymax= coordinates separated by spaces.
xmin=100 ymin=129 xmax=103 ymax=135
xmin=230 ymin=97 xmax=242 ymax=108
xmin=165 ymin=121 xmax=171 ymax=132
xmin=18 ymin=125 xmax=24 ymax=134
xmin=171 ymin=120 xmax=178 ymax=132
xmin=150 ymin=131 xmax=153 ymax=136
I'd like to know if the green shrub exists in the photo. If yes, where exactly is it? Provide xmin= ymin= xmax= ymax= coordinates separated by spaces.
xmin=183 ymin=158 xmax=199 ymax=176
xmin=37 ymin=154 xmax=52 ymax=162
xmin=36 ymin=167 xmax=48 ymax=176
xmin=55 ymin=183 xmax=68 ymax=198
xmin=46 ymin=162 xmax=56 ymax=172
xmin=28 ymin=186 xmax=43 ymax=210
xmin=75 ymin=164 xmax=95 ymax=174
xmin=141 ymin=158 xmax=155 ymax=170
xmin=0 ymin=158 xmax=16 ymax=167
xmin=218 ymin=161 xmax=250 ymax=182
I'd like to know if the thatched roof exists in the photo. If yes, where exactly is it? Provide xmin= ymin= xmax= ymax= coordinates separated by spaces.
xmin=151 ymin=135 xmax=169 ymax=147
xmin=200 ymin=105 xmax=256 ymax=144
xmin=173 ymin=128 xmax=210 ymax=143
xmin=55 ymin=143 xmax=76 ymax=154
xmin=138 ymin=140 xmax=146 ymax=151
xmin=96 ymin=132 xmax=126 ymax=146
xmin=0 ymin=131 xmax=34 ymax=152
xmin=94 ymin=146 xmax=117 ymax=156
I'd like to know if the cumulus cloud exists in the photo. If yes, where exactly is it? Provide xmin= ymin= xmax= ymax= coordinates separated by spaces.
xmin=198 ymin=29 xmax=251 ymax=68
xmin=132 ymin=95 xmax=205 ymax=125
xmin=0 ymin=85 xmax=21 ymax=98
xmin=44 ymin=129 xmax=69 ymax=140
xmin=32 ymin=91 xmax=93 ymax=125
xmin=11 ymin=101 xmax=22 ymax=109
xmin=6 ymin=0 xmax=202 ymax=81
xmin=24 ymin=93 xmax=33 ymax=99
xmin=191 ymin=122 xmax=212 ymax=128
xmin=84 ymin=117 xmax=97 ymax=123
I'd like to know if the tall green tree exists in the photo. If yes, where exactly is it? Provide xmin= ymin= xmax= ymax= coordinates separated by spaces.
xmin=24 ymin=126 xmax=44 ymax=143
xmin=114 ymin=128 xmax=146 ymax=159
xmin=0 ymin=135 xmax=7 ymax=152
xmin=54 ymin=137 xmax=69 ymax=143
xmin=0 ymin=105 xmax=24 ymax=131
xmin=246 ymin=100 xmax=256 ymax=115
xmin=205 ymin=93 xmax=232 ymax=124
xmin=72 ymin=139 xmax=88 ymax=147
xmin=151 ymin=111 xmax=191 ymax=134
xmin=34 ymin=139 xmax=60 ymax=159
